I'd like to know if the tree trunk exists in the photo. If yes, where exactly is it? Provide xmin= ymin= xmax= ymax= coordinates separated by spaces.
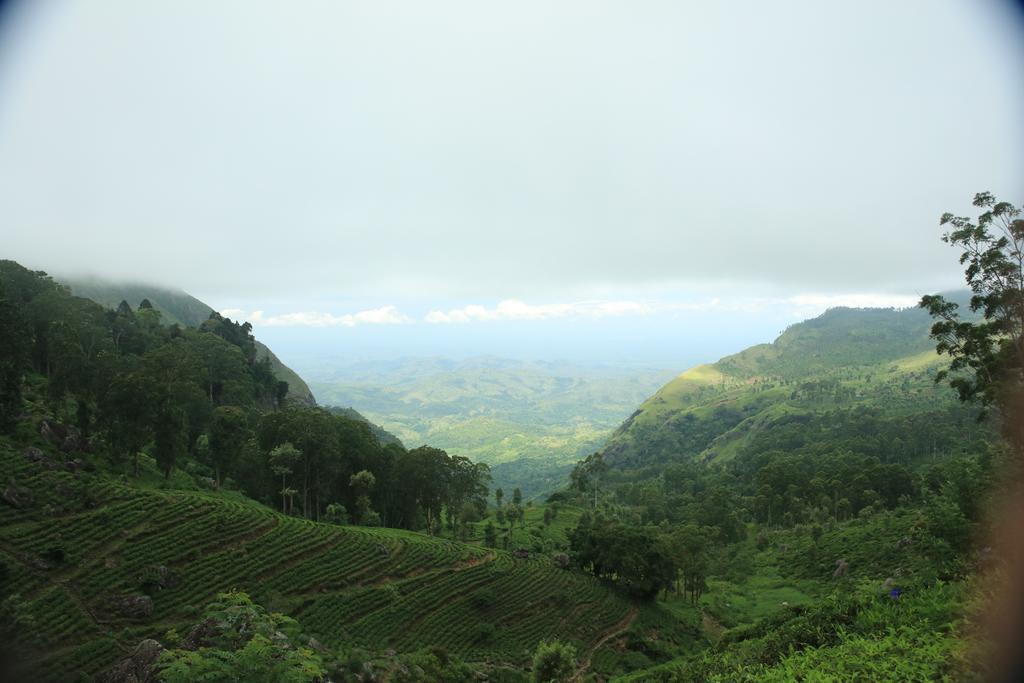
xmin=303 ymin=469 xmax=309 ymax=519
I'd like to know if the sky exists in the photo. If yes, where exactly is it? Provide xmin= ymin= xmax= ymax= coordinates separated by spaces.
xmin=1 ymin=1 xmax=1022 ymax=367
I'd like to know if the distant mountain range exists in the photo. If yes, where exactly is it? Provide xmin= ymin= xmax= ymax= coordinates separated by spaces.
xmin=305 ymin=356 xmax=676 ymax=499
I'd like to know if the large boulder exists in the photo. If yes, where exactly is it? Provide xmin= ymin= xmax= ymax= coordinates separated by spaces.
xmin=113 ymin=594 xmax=154 ymax=619
xmin=2 ymin=479 xmax=32 ymax=509
xmin=140 ymin=565 xmax=180 ymax=592
xmin=63 ymin=458 xmax=86 ymax=473
xmin=180 ymin=618 xmax=219 ymax=650
xmin=39 ymin=418 xmax=67 ymax=445
xmin=832 ymin=559 xmax=849 ymax=579
xmin=23 ymin=447 xmax=57 ymax=470
xmin=95 ymin=639 xmax=163 ymax=683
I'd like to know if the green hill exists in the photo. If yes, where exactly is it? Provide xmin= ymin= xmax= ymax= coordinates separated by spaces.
xmin=59 ymin=276 xmax=317 ymax=406
xmin=0 ymin=439 xmax=693 ymax=681
xmin=601 ymin=301 xmax=987 ymax=470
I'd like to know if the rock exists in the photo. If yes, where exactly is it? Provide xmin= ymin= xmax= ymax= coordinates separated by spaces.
xmin=43 ymin=503 xmax=67 ymax=517
xmin=55 ymin=483 xmax=76 ymax=499
xmin=832 ymin=559 xmax=849 ymax=579
xmin=2 ymin=478 xmax=32 ymax=509
xmin=39 ymin=419 xmax=64 ymax=446
xmin=23 ymin=447 xmax=57 ymax=469
xmin=140 ymin=565 xmax=180 ymax=591
xmin=39 ymin=418 xmax=67 ymax=445
xmin=114 ymin=594 xmax=154 ymax=618
xmin=29 ymin=556 xmax=52 ymax=571
xmin=180 ymin=618 xmax=219 ymax=650
xmin=95 ymin=639 xmax=164 ymax=683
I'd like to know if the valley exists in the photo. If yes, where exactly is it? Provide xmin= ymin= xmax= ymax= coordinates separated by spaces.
xmin=2 ymin=3 xmax=1019 ymax=679
xmin=304 ymin=357 xmax=676 ymax=500
xmin=0 ymin=248 xmax=1014 ymax=681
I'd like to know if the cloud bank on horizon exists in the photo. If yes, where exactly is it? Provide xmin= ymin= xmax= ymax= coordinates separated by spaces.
xmin=219 ymin=306 xmax=413 ymax=328
xmin=0 ymin=0 xmax=1022 ymax=306
xmin=220 ymin=293 xmax=921 ymax=329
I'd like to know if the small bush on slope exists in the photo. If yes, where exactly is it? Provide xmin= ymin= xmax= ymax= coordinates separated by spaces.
xmin=617 ymin=579 xmax=965 ymax=682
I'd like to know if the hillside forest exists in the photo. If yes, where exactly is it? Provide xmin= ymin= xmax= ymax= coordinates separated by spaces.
xmin=0 ymin=192 xmax=1022 ymax=681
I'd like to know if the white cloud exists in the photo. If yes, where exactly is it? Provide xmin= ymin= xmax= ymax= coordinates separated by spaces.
xmin=786 ymin=293 xmax=919 ymax=310
xmin=424 ymin=298 xmax=721 ymax=323
xmin=783 ymin=293 xmax=919 ymax=319
xmin=424 ymin=293 xmax=921 ymax=324
xmin=222 ymin=293 xmax=919 ymax=330
xmin=220 ymin=306 xmax=412 ymax=328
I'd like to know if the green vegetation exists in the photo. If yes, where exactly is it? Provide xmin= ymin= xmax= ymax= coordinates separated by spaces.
xmin=0 ymin=438 xmax=691 ymax=680
xmin=0 ymin=191 xmax=1017 ymax=681
xmin=158 ymin=591 xmax=326 ymax=682
xmin=0 ymin=261 xmax=692 ymax=681
xmin=531 ymin=640 xmax=576 ymax=682
xmin=60 ymin=276 xmax=317 ymax=405
xmin=602 ymin=302 xmax=987 ymax=471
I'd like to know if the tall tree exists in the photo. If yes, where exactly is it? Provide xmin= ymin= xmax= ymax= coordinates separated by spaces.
xmin=208 ymin=406 xmax=250 ymax=488
xmin=349 ymin=470 xmax=377 ymax=525
xmin=268 ymin=442 xmax=301 ymax=514
xmin=0 ymin=281 xmax=30 ymax=433
xmin=920 ymin=192 xmax=1024 ymax=455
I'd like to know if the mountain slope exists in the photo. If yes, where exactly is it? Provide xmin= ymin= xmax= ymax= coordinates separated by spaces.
xmin=602 ymin=301 xmax=986 ymax=469
xmin=326 ymin=406 xmax=403 ymax=447
xmin=59 ymin=276 xmax=317 ymax=406
xmin=0 ymin=441 xmax=693 ymax=681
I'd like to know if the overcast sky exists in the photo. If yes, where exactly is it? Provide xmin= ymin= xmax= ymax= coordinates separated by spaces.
xmin=1 ymin=1 xmax=1022 ymax=365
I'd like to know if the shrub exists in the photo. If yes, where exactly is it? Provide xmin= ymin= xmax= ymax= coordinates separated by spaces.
xmin=532 ymin=640 xmax=576 ymax=682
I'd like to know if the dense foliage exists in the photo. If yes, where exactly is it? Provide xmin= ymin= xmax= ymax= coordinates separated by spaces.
xmin=920 ymin=191 xmax=1024 ymax=453
xmin=0 ymin=261 xmax=491 ymax=536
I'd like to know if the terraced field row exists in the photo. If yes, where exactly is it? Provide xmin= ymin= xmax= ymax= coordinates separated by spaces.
xmin=0 ymin=444 xmax=666 ymax=680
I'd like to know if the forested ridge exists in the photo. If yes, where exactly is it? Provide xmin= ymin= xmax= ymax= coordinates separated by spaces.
xmin=58 ymin=277 xmax=317 ymax=406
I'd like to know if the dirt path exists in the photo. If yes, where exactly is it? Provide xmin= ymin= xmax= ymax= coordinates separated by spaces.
xmin=571 ymin=605 xmax=638 ymax=682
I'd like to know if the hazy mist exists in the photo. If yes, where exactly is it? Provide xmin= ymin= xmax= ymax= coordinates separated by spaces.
xmin=1 ymin=1 xmax=1022 ymax=363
